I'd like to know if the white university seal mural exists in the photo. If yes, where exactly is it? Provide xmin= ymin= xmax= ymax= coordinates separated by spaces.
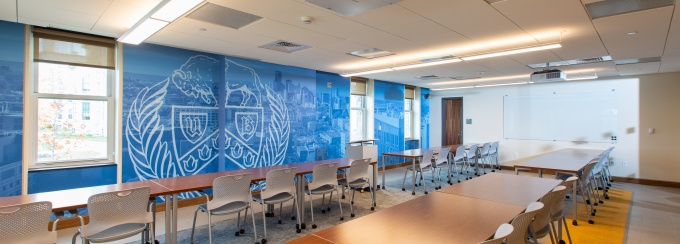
xmin=126 ymin=56 xmax=289 ymax=198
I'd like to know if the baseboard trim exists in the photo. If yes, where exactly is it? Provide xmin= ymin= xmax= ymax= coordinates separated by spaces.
xmin=612 ymin=176 xmax=680 ymax=188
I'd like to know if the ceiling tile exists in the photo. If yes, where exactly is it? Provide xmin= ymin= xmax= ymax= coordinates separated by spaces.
xmin=91 ymin=1 xmax=156 ymax=37
xmin=616 ymin=61 xmax=660 ymax=76
xmin=242 ymin=19 xmax=343 ymax=50
xmin=166 ymin=18 xmax=277 ymax=47
xmin=0 ymin=0 xmax=17 ymax=23
xmin=660 ymin=49 xmax=680 ymax=73
xmin=209 ymin=0 xmax=300 ymax=18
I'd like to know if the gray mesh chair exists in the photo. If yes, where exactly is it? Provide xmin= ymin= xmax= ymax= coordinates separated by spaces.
xmin=190 ymin=174 xmax=257 ymax=244
xmin=466 ymin=144 xmax=479 ymax=179
xmin=0 ymin=201 xmax=59 ymax=244
xmin=401 ymin=150 xmax=435 ymax=195
xmin=305 ymin=162 xmax=344 ymax=229
xmin=490 ymin=141 xmax=500 ymax=171
xmin=551 ymin=176 xmax=577 ymax=244
xmin=529 ymin=186 xmax=567 ymax=244
xmin=74 ymin=187 xmax=154 ymax=244
xmin=253 ymin=167 xmax=301 ymax=244
xmin=451 ymin=145 xmax=468 ymax=183
xmin=339 ymin=158 xmax=376 ymax=217
xmin=479 ymin=142 xmax=492 ymax=175
xmin=434 ymin=148 xmax=452 ymax=188
xmin=507 ymin=202 xmax=543 ymax=244
xmin=478 ymin=223 xmax=514 ymax=244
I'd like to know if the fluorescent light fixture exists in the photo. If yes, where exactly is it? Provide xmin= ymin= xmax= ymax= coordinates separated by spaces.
xmin=341 ymin=68 xmax=394 ymax=77
xmin=119 ymin=0 xmax=205 ymax=45
xmin=432 ymin=86 xmax=475 ymax=91
xmin=565 ymin=75 xmax=598 ymax=81
xmin=474 ymin=82 xmax=529 ymax=88
xmin=461 ymin=44 xmax=562 ymax=61
xmin=152 ymin=0 xmax=204 ymax=22
xmin=393 ymin=58 xmax=462 ymax=70
xmin=118 ymin=19 xmax=168 ymax=45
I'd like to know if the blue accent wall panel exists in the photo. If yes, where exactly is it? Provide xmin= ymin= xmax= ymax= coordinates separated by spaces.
xmin=0 ymin=20 xmax=24 ymax=197
xmin=373 ymin=80 xmax=404 ymax=166
xmin=27 ymin=165 xmax=117 ymax=194
xmin=421 ymin=88 xmax=431 ymax=149
xmin=122 ymin=44 xmax=350 ymax=199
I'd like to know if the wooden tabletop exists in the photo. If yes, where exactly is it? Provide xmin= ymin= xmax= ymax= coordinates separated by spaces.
xmin=438 ymin=173 xmax=562 ymax=207
xmin=309 ymin=192 xmax=525 ymax=244
xmin=286 ymin=234 xmax=334 ymax=244
xmin=512 ymin=148 xmax=603 ymax=172
xmin=0 ymin=180 xmax=169 ymax=212
xmin=382 ymin=144 xmax=460 ymax=158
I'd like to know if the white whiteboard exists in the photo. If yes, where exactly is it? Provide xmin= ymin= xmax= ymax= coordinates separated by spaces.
xmin=503 ymin=91 xmax=617 ymax=142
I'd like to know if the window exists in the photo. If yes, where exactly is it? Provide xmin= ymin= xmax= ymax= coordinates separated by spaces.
xmin=404 ymin=86 xmax=415 ymax=139
xmin=350 ymin=77 xmax=368 ymax=141
xmin=31 ymin=27 xmax=115 ymax=165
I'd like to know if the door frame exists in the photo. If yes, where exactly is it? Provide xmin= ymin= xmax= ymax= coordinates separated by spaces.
xmin=441 ymin=97 xmax=464 ymax=146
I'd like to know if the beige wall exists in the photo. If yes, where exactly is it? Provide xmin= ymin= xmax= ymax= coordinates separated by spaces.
xmin=639 ymin=72 xmax=680 ymax=183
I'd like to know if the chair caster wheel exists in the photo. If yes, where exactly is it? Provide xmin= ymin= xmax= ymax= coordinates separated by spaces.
xmin=312 ymin=224 xmax=317 ymax=229
xmin=235 ymin=231 xmax=240 ymax=236
xmin=278 ymin=220 xmax=283 ymax=224
xmin=262 ymin=239 xmax=267 ymax=244
xmin=321 ymin=210 xmax=326 ymax=213
xmin=296 ymin=229 xmax=301 ymax=233
xmin=491 ymin=170 xmax=496 ymax=172
xmin=594 ymin=209 xmax=597 ymax=213
xmin=351 ymin=201 xmax=354 ymax=205
xmin=572 ymin=220 xmax=578 ymax=226
xmin=592 ymin=213 xmax=596 ymax=216
xmin=301 ymin=223 xmax=306 ymax=229
xmin=457 ymin=180 xmax=460 ymax=183
xmin=566 ymin=196 xmax=570 ymax=199
xmin=340 ymin=217 xmax=344 ymax=221
xmin=265 ymin=213 xmax=271 ymax=217
xmin=588 ymin=220 xmax=594 ymax=224
xmin=374 ymin=203 xmax=377 ymax=207
xmin=594 ymin=203 xmax=598 ymax=206
xmin=586 ymin=200 xmax=591 ymax=204
xmin=371 ymin=207 xmax=375 ymax=211
xmin=449 ymin=183 xmax=453 ymax=185
xmin=412 ymin=192 xmax=415 ymax=195
xmin=351 ymin=213 xmax=355 ymax=217
xmin=598 ymin=187 xmax=603 ymax=190
xmin=291 ymin=216 xmax=296 ymax=220
xmin=599 ymin=200 xmax=604 ymax=204
xmin=559 ymin=240 xmax=566 ymax=244
xmin=327 ymin=207 xmax=331 ymax=212
xmin=402 ymin=188 xmax=405 ymax=191
xmin=425 ymin=191 xmax=428 ymax=194
xmin=605 ymin=196 xmax=610 ymax=199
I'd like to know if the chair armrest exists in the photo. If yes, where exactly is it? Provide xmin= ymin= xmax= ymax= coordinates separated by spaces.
xmin=52 ymin=217 xmax=61 ymax=232
xmin=76 ymin=214 xmax=85 ymax=227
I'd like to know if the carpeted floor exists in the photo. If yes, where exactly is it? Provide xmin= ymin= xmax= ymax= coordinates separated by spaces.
xmin=126 ymin=170 xmax=631 ymax=244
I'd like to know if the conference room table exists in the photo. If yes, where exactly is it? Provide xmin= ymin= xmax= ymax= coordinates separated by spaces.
xmin=381 ymin=144 xmax=460 ymax=195
xmin=289 ymin=173 xmax=562 ymax=244
xmin=0 ymin=158 xmax=376 ymax=244
xmin=512 ymin=148 xmax=604 ymax=225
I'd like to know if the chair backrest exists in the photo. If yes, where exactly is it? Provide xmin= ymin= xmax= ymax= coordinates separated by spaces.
xmin=262 ymin=168 xmax=298 ymax=200
xmin=84 ymin=187 xmax=152 ymax=237
xmin=507 ymin=202 xmax=544 ymax=244
xmin=478 ymin=223 xmax=514 ymax=244
xmin=420 ymin=150 xmax=435 ymax=168
xmin=480 ymin=142 xmax=491 ymax=156
xmin=580 ymin=160 xmax=598 ymax=185
xmin=0 ymin=201 xmax=54 ymax=244
xmin=435 ymin=148 xmax=450 ymax=165
xmin=209 ymin=174 xmax=252 ymax=211
xmin=490 ymin=141 xmax=499 ymax=155
xmin=347 ymin=158 xmax=372 ymax=184
xmin=553 ymin=177 xmax=577 ymax=216
xmin=453 ymin=145 xmax=466 ymax=163
xmin=531 ymin=186 xmax=567 ymax=234
xmin=309 ymin=162 xmax=339 ymax=190
xmin=466 ymin=144 xmax=478 ymax=161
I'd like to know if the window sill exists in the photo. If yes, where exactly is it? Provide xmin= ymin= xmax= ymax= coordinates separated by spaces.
xmin=405 ymin=138 xmax=419 ymax=141
xmin=28 ymin=161 xmax=116 ymax=171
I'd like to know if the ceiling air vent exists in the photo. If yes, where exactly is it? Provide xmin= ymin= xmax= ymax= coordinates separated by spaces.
xmin=613 ymin=57 xmax=662 ymax=65
xmin=416 ymin=75 xmax=446 ymax=80
xmin=259 ymin=40 xmax=311 ymax=53
xmin=528 ymin=56 xmax=612 ymax=69
xmin=585 ymin=0 xmax=675 ymax=19
xmin=348 ymin=48 xmax=394 ymax=59
xmin=188 ymin=3 xmax=263 ymax=29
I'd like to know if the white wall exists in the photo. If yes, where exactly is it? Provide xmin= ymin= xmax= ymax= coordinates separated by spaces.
xmin=429 ymin=77 xmax=639 ymax=178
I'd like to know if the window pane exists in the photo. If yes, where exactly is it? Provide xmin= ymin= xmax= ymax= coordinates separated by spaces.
xmin=350 ymin=95 xmax=364 ymax=108
xmin=350 ymin=109 xmax=364 ymax=141
xmin=405 ymin=99 xmax=412 ymax=110
xmin=37 ymin=99 xmax=108 ymax=162
xmin=404 ymin=111 xmax=412 ymax=138
xmin=37 ymin=62 xmax=108 ymax=96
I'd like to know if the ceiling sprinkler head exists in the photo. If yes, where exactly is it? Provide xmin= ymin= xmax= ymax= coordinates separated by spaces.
xmin=301 ymin=16 xmax=314 ymax=24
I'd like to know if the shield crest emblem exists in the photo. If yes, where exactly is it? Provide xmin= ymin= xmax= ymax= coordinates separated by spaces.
xmin=172 ymin=106 xmax=218 ymax=175
xmin=225 ymin=105 xmax=264 ymax=168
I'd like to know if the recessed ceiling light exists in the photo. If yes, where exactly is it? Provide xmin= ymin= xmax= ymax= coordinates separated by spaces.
xmin=627 ymin=31 xmax=637 ymax=35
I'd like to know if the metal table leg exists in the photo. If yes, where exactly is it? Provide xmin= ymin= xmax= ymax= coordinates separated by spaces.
xmin=164 ymin=194 xmax=173 ymax=244
xmin=297 ymin=175 xmax=306 ymax=229
xmin=172 ymin=193 xmax=178 ymax=244
xmin=381 ymin=155 xmax=386 ymax=189
xmin=411 ymin=157 xmax=417 ymax=195
xmin=572 ymin=180 xmax=578 ymax=225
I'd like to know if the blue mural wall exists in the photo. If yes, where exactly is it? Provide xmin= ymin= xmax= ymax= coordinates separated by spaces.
xmin=421 ymin=88 xmax=431 ymax=149
xmin=122 ymin=44 xmax=350 ymax=198
xmin=0 ymin=21 xmax=24 ymax=197
xmin=373 ymin=80 xmax=404 ymax=166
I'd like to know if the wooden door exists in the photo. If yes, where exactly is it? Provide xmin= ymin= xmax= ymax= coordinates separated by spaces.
xmin=443 ymin=98 xmax=463 ymax=145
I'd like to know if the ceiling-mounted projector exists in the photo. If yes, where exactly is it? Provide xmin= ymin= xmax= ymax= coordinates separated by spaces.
xmin=530 ymin=69 xmax=566 ymax=82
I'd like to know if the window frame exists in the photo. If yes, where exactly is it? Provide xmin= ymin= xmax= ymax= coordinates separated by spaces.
xmin=350 ymin=94 xmax=367 ymax=141
xmin=404 ymin=98 xmax=414 ymax=139
xmin=28 ymin=62 xmax=116 ymax=168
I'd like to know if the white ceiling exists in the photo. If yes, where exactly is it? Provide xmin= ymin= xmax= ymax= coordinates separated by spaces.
xmin=1 ymin=0 xmax=679 ymax=89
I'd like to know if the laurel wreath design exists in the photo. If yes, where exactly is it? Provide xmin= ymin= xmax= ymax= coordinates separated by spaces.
xmin=125 ymin=59 xmax=290 ymax=199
